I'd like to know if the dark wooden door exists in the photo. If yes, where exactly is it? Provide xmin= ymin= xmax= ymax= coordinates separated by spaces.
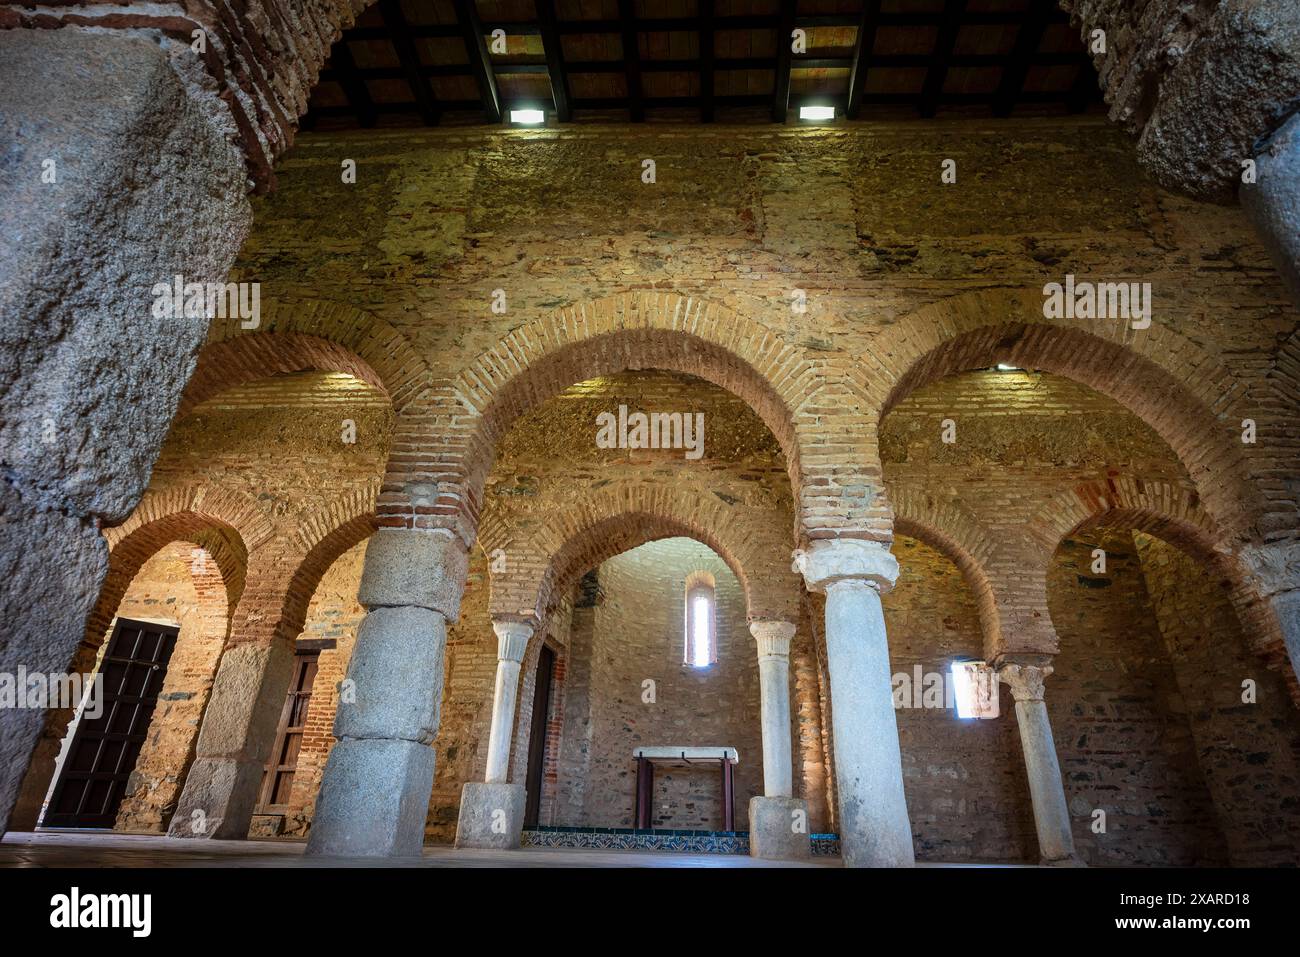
xmin=256 ymin=651 xmax=320 ymax=813
xmin=43 ymin=619 xmax=179 ymax=829
xmin=523 ymin=645 xmax=555 ymax=827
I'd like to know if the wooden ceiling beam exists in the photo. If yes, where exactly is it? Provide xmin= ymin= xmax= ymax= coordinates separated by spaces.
xmin=772 ymin=0 xmax=795 ymax=123
xmin=455 ymin=0 xmax=502 ymax=123
xmin=918 ymin=0 xmax=966 ymax=118
xmin=846 ymin=0 xmax=881 ymax=119
xmin=378 ymin=0 xmax=439 ymax=125
xmin=618 ymin=0 xmax=645 ymax=122
xmin=535 ymin=0 xmax=572 ymax=121
xmin=993 ymin=0 xmax=1052 ymax=117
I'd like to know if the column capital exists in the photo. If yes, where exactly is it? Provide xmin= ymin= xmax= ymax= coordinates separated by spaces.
xmin=998 ymin=662 xmax=1053 ymax=703
xmin=749 ymin=620 xmax=795 ymax=658
xmin=492 ymin=620 xmax=533 ymax=663
xmin=792 ymin=539 xmax=898 ymax=594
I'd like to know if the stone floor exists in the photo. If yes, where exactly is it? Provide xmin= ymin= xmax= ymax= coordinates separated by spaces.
xmin=0 ymin=831 xmax=837 ymax=868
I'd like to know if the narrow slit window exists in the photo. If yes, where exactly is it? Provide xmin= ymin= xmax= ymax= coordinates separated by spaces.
xmin=683 ymin=571 xmax=717 ymax=667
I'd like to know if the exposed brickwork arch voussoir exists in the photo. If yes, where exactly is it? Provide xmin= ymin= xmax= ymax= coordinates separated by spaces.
xmin=189 ymin=298 xmax=432 ymax=414
xmin=888 ymin=486 xmax=1004 ymax=659
xmin=481 ymin=483 xmax=803 ymax=626
xmin=861 ymin=288 xmax=1266 ymax=548
xmin=426 ymin=292 xmax=827 ymax=547
xmin=1030 ymin=478 xmax=1289 ymax=685
xmin=89 ymin=484 xmax=276 ymax=653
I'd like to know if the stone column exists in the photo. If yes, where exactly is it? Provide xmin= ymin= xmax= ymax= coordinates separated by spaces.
xmin=998 ymin=661 xmax=1080 ymax=865
xmin=455 ymin=620 xmax=532 ymax=850
xmin=1242 ymin=113 xmax=1300 ymax=302
xmin=793 ymin=540 xmax=914 ymax=867
xmin=0 ymin=28 xmax=250 ymax=837
xmin=167 ymin=638 xmax=295 ymax=839
xmin=305 ymin=528 xmax=468 ymax=858
xmin=747 ymin=620 xmax=810 ymax=860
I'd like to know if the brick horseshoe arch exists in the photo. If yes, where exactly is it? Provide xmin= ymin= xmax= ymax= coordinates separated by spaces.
xmin=1029 ymin=478 xmax=1288 ymax=682
xmin=417 ymin=292 xmax=870 ymax=548
xmin=482 ymin=484 xmax=803 ymax=625
xmin=861 ymin=288 xmax=1270 ymax=549
xmin=186 ymin=298 xmax=431 ymax=415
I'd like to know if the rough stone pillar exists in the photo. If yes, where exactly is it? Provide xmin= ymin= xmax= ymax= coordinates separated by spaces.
xmin=167 ymin=639 xmax=295 ymax=839
xmin=0 ymin=28 xmax=250 ymax=836
xmin=1242 ymin=113 xmax=1300 ymax=301
xmin=455 ymin=621 xmax=532 ymax=850
xmin=747 ymin=620 xmax=810 ymax=860
xmin=793 ymin=540 xmax=914 ymax=867
xmin=998 ymin=661 xmax=1080 ymax=865
xmin=306 ymin=528 xmax=468 ymax=858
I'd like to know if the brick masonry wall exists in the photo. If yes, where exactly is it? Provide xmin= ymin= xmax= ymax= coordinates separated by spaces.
xmin=35 ymin=118 xmax=1299 ymax=862
xmin=557 ymin=539 xmax=766 ymax=830
xmin=227 ymin=119 xmax=1297 ymax=561
xmin=1048 ymin=528 xmax=1231 ymax=866
xmin=884 ymin=535 xmax=1038 ymax=863
xmin=1133 ymin=532 xmax=1300 ymax=866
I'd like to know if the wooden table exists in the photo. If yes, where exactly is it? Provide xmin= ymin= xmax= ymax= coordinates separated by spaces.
xmin=632 ymin=747 xmax=740 ymax=831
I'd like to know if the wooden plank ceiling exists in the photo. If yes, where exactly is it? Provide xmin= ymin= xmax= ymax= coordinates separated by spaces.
xmin=302 ymin=0 xmax=1102 ymax=129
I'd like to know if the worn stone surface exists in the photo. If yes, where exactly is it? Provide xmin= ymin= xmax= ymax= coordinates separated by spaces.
xmin=0 ymin=488 xmax=107 ymax=833
xmin=1066 ymin=0 xmax=1300 ymax=202
xmin=1243 ymin=113 xmax=1300 ymax=300
xmin=454 ymin=781 xmax=526 ymax=850
xmin=747 ymin=796 xmax=812 ymax=860
xmin=333 ymin=606 xmax=445 ymax=745
xmin=821 ymin=580 xmax=915 ymax=867
xmin=168 ymin=640 xmax=295 ymax=839
xmin=358 ymin=529 xmax=468 ymax=618
xmin=0 ymin=28 xmax=250 ymax=522
xmin=0 ymin=27 xmax=249 ymax=836
xmin=306 ymin=737 xmax=436 ymax=858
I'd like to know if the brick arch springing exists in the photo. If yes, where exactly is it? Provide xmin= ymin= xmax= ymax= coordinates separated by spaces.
xmin=223 ymin=489 xmax=380 ymax=650
xmin=483 ymin=483 xmax=801 ymax=626
xmin=1030 ymin=478 xmax=1290 ymax=692
xmin=862 ymin=288 xmax=1269 ymax=549
xmin=887 ymin=488 xmax=1003 ymax=660
xmin=424 ymin=292 xmax=864 ymax=548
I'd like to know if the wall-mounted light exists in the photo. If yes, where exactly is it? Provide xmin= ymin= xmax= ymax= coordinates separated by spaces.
xmin=996 ymin=363 xmax=1020 ymax=371
xmin=509 ymin=108 xmax=546 ymax=125
xmin=798 ymin=104 xmax=836 ymax=122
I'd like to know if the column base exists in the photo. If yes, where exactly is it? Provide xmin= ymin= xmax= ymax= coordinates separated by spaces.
xmin=305 ymin=737 xmax=435 ymax=858
xmin=454 ymin=782 xmax=526 ymax=850
xmin=747 ymin=796 xmax=811 ymax=861
xmin=1041 ymin=853 xmax=1087 ymax=868
xmin=165 ymin=756 xmax=263 ymax=839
